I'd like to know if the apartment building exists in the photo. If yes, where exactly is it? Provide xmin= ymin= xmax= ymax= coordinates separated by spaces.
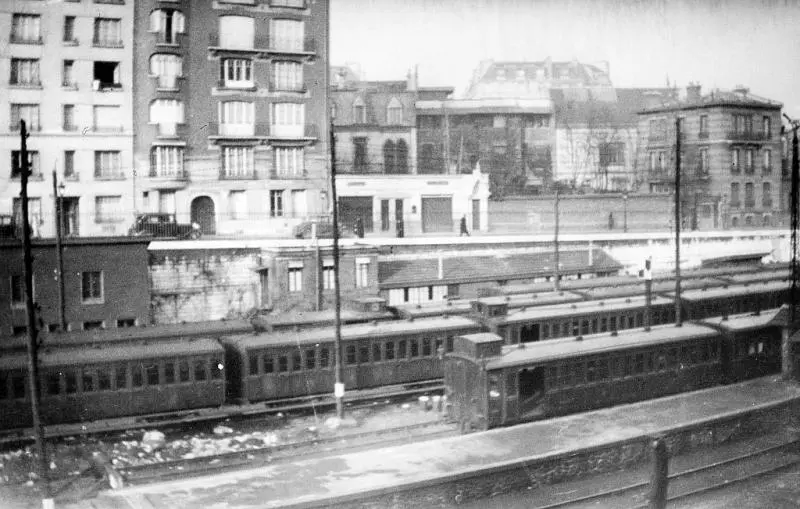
xmin=639 ymin=85 xmax=783 ymax=230
xmin=0 ymin=0 xmax=135 ymax=237
xmin=132 ymin=0 xmax=329 ymax=237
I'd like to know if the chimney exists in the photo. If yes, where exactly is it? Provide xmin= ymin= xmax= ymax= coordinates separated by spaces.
xmin=686 ymin=82 xmax=702 ymax=102
xmin=407 ymin=65 xmax=418 ymax=92
xmin=733 ymin=84 xmax=750 ymax=96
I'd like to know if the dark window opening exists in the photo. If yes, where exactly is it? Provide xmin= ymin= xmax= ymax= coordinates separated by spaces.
xmin=82 ymin=371 xmax=94 ymax=392
xmin=132 ymin=365 xmax=144 ymax=387
xmin=520 ymin=323 xmax=539 ymax=343
xmin=115 ymin=366 xmax=127 ymax=390
xmin=372 ymin=343 xmax=382 ymax=362
xmin=385 ymin=341 xmax=395 ymax=360
xmin=249 ymin=354 xmax=259 ymax=375
xmin=47 ymin=373 xmax=61 ymax=395
xmin=93 ymin=61 xmax=120 ymax=89
xmin=117 ymin=318 xmax=135 ymax=328
xmin=12 ymin=375 xmax=26 ymax=399
xmin=179 ymin=361 xmax=190 ymax=382
xmin=320 ymin=348 xmax=330 ymax=368
xmin=305 ymin=349 xmax=316 ymax=370
xmin=278 ymin=356 xmax=289 ymax=372
xmin=359 ymin=346 xmax=369 ymax=364
xmin=65 ymin=371 xmax=78 ymax=393
xmin=264 ymin=356 xmax=274 ymax=373
xmin=410 ymin=340 xmax=419 ymax=358
xmin=518 ymin=367 xmax=546 ymax=414
xmin=292 ymin=353 xmax=302 ymax=372
xmin=146 ymin=364 xmax=160 ymax=385
xmin=164 ymin=363 xmax=175 ymax=384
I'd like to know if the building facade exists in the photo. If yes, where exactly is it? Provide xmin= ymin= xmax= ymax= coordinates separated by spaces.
xmin=132 ymin=0 xmax=329 ymax=237
xmin=638 ymin=85 xmax=783 ymax=230
xmin=0 ymin=0 xmax=135 ymax=237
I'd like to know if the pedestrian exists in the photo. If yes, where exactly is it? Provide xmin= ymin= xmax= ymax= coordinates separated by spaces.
xmin=608 ymin=212 xmax=615 ymax=231
xmin=460 ymin=215 xmax=470 ymax=236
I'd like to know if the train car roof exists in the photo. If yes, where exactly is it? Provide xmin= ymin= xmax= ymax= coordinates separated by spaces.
xmin=483 ymin=322 xmax=719 ymax=370
xmin=394 ymin=301 xmax=473 ymax=319
xmin=669 ymin=280 xmax=787 ymax=301
xmin=255 ymin=309 xmax=395 ymax=329
xmin=721 ymin=270 xmax=790 ymax=285
xmin=475 ymin=291 xmax=585 ymax=308
xmin=222 ymin=314 xmax=479 ymax=350
xmin=0 ymin=337 xmax=224 ymax=371
xmin=699 ymin=308 xmax=782 ymax=331
xmin=493 ymin=294 xmax=674 ymax=324
xmin=0 ymin=319 xmax=252 ymax=351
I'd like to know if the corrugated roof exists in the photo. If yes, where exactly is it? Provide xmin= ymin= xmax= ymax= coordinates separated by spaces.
xmin=378 ymin=249 xmax=622 ymax=289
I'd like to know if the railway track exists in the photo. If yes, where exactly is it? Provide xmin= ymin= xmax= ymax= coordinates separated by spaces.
xmin=534 ymin=438 xmax=800 ymax=509
xmin=120 ymin=419 xmax=457 ymax=486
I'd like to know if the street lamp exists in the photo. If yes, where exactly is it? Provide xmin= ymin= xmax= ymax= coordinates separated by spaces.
xmin=623 ymin=193 xmax=628 ymax=233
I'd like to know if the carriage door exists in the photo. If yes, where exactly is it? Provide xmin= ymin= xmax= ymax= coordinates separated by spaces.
xmin=518 ymin=367 xmax=546 ymax=419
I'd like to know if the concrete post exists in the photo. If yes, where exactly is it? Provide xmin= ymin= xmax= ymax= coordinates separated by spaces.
xmin=649 ymin=437 xmax=669 ymax=509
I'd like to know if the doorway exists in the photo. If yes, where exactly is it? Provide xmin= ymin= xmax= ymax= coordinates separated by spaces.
xmin=518 ymin=367 xmax=546 ymax=416
xmin=190 ymin=196 xmax=216 ymax=235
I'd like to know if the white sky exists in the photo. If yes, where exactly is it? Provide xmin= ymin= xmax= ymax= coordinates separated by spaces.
xmin=331 ymin=0 xmax=800 ymax=119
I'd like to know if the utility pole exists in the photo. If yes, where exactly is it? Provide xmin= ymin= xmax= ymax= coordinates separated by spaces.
xmin=443 ymin=102 xmax=451 ymax=174
xmin=553 ymin=188 xmax=560 ymax=291
xmin=52 ymin=170 xmax=66 ymax=332
xmin=330 ymin=119 xmax=344 ymax=420
xmin=674 ymin=117 xmax=682 ymax=327
xmin=784 ymin=114 xmax=799 ymax=329
xmin=20 ymin=120 xmax=50 ymax=504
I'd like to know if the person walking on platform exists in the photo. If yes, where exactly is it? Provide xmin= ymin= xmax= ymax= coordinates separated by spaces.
xmin=460 ymin=215 xmax=470 ymax=236
xmin=608 ymin=212 xmax=615 ymax=231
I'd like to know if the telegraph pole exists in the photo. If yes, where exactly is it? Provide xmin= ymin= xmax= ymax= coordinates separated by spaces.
xmin=553 ymin=188 xmax=560 ymax=291
xmin=20 ymin=120 xmax=50 ymax=503
xmin=330 ymin=119 xmax=344 ymax=419
xmin=784 ymin=114 xmax=799 ymax=329
xmin=674 ymin=118 xmax=682 ymax=327
xmin=52 ymin=170 xmax=66 ymax=332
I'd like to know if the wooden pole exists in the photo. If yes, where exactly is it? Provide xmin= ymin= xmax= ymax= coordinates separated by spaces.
xmin=674 ymin=118 xmax=682 ymax=327
xmin=553 ymin=189 xmax=560 ymax=291
xmin=52 ymin=170 xmax=66 ymax=332
xmin=330 ymin=119 xmax=344 ymax=419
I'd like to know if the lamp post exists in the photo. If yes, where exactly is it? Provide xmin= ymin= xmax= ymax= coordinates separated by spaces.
xmin=53 ymin=172 xmax=67 ymax=332
xmin=623 ymin=193 xmax=628 ymax=233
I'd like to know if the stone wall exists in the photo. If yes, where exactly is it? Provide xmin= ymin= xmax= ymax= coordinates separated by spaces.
xmin=311 ymin=398 xmax=799 ymax=509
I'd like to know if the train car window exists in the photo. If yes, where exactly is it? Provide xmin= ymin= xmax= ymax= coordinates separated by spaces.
xmin=115 ymin=365 xmax=128 ymax=390
xmin=98 ymin=368 xmax=111 ymax=391
xmin=655 ymin=352 xmax=667 ymax=371
xmin=264 ymin=355 xmax=275 ymax=373
xmin=179 ymin=361 xmax=190 ymax=382
xmin=11 ymin=374 xmax=25 ymax=399
xmin=211 ymin=359 xmax=223 ymax=380
xmin=292 ymin=352 xmax=302 ymax=372
xmin=194 ymin=360 xmax=208 ymax=381
xmin=627 ymin=316 xmax=635 ymax=329
xmin=132 ymin=365 xmax=144 ymax=388
xmin=410 ymin=340 xmax=419 ymax=358
xmin=82 ymin=370 xmax=95 ymax=392
xmin=571 ymin=320 xmax=580 ymax=336
xmin=586 ymin=360 xmax=596 ymax=382
xmin=306 ymin=349 xmax=316 ymax=370
xmin=634 ymin=353 xmax=645 ymax=374
xmin=385 ymin=341 xmax=396 ymax=360
xmin=345 ymin=346 xmax=356 ymax=365
xmin=65 ymin=370 xmax=78 ymax=393
xmin=636 ymin=313 xmax=644 ymax=327
xmin=164 ymin=363 xmax=175 ymax=384
xmin=667 ymin=348 xmax=679 ymax=369
xmin=581 ymin=320 xmax=590 ymax=336
xmin=398 ymin=340 xmax=407 ymax=358
xmin=372 ymin=343 xmax=382 ymax=362
xmin=623 ymin=356 xmax=632 ymax=377
xmin=46 ymin=372 xmax=61 ymax=395
xmin=547 ymin=366 xmax=558 ymax=388
xmin=249 ymin=354 xmax=260 ymax=375
xmin=609 ymin=316 xmax=618 ymax=332
xmin=278 ymin=355 xmax=289 ymax=372
xmin=146 ymin=364 xmax=160 ymax=386
xmin=600 ymin=317 xmax=608 ymax=333
xmin=597 ymin=359 xmax=609 ymax=380
xmin=435 ymin=338 xmax=443 ymax=356
xmin=320 ymin=348 xmax=330 ymax=368
xmin=446 ymin=336 xmax=454 ymax=352
xmin=359 ymin=346 xmax=369 ymax=364
xmin=591 ymin=319 xmax=598 ymax=334
xmin=422 ymin=339 xmax=432 ymax=356
xmin=542 ymin=324 xmax=550 ymax=340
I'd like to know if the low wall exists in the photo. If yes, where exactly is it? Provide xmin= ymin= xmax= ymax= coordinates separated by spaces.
xmin=289 ymin=395 xmax=800 ymax=509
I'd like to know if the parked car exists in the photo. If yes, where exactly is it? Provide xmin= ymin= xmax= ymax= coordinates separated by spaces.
xmin=0 ymin=215 xmax=16 ymax=239
xmin=128 ymin=213 xmax=201 ymax=239
xmin=293 ymin=220 xmax=354 ymax=239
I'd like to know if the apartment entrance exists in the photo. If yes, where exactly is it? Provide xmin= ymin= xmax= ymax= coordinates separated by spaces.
xmin=191 ymin=196 xmax=216 ymax=235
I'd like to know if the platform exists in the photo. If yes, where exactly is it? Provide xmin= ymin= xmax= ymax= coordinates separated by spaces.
xmin=66 ymin=376 xmax=800 ymax=509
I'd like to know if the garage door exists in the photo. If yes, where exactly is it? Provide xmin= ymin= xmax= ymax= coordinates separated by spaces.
xmin=421 ymin=197 xmax=453 ymax=233
xmin=339 ymin=197 xmax=374 ymax=233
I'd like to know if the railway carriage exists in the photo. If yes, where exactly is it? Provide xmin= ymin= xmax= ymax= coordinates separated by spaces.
xmin=221 ymin=315 xmax=481 ymax=403
xmin=0 ymin=338 xmax=226 ymax=429
xmin=718 ymin=269 xmax=790 ymax=286
xmin=671 ymin=281 xmax=788 ymax=320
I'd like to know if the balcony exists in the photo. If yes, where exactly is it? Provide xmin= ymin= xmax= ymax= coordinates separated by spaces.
xmin=762 ymin=165 xmax=772 ymax=175
xmin=268 ymin=81 xmax=307 ymax=94
xmin=743 ymin=165 xmax=755 ymax=175
xmin=65 ymin=172 xmax=80 ymax=182
xmin=62 ymin=80 xmax=78 ymax=90
xmin=271 ymin=168 xmax=308 ymax=179
xmin=155 ymin=122 xmax=188 ymax=139
xmin=208 ymin=33 xmax=316 ymax=59
xmin=727 ymin=130 xmax=767 ymax=142
xmin=156 ymin=74 xmax=180 ymax=91
xmin=763 ymin=200 xmax=774 ymax=209
xmin=216 ymin=79 xmax=258 ymax=92
xmin=730 ymin=201 xmax=741 ymax=209
xmin=337 ymin=162 xmax=388 ymax=175
xmin=730 ymin=165 xmax=741 ymax=175
xmin=154 ymin=32 xmax=182 ymax=46
xmin=11 ymin=171 xmax=44 ymax=181
xmin=693 ymin=167 xmax=710 ymax=180
xmin=268 ymin=123 xmax=319 ymax=140
xmin=744 ymin=200 xmax=756 ymax=210
xmin=63 ymin=123 xmax=78 ymax=132
xmin=207 ymin=122 xmax=269 ymax=141
xmin=149 ymin=168 xmax=188 ymax=180
xmin=94 ymin=170 xmax=126 ymax=180
xmin=92 ymin=81 xmax=123 ymax=92
xmin=10 ymin=35 xmax=43 ymax=45
xmin=63 ymin=37 xmax=79 ymax=46
xmin=9 ymin=79 xmax=42 ymax=89
xmin=219 ymin=168 xmax=258 ymax=180
xmin=92 ymin=125 xmax=124 ymax=134
xmin=92 ymin=38 xmax=124 ymax=48
xmin=9 ymin=123 xmax=41 ymax=132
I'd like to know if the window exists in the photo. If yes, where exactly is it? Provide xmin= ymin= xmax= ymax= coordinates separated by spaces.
xmin=115 ymin=366 xmax=127 ymax=390
xmin=270 ymin=190 xmax=284 ymax=217
xmin=353 ymin=97 xmax=366 ymax=123
xmin=264 ymin=355 xmax=274 ymax=373
xmin=224 ymin=190 xmax=245 ymax=220
xmin=62 ymin=105 xmax=76 ymax=131
xmin=164 ymin=363 xmax=175 ymax=384
xmin=356 ymin=259 xmax=369 ymax=287
xmin=220 ymin=101 xmax=254 ymax=136
xmin=744 ymin=182 xmax=755 ymax=209
xmin=220 ymin=58 xmax=253 ymax=88
xmin=94 ymin=18 xmax=122 ymax=46
xmin=733 ymin=114 xmax=752 ymax=135
xmin=763 ymin=149 xmax=772 ymax=173
xmin=271 ymin=61 xmax=303 ymax=91
xmin=46 ymin=373 xmax=61 ymax=395
xmin=270 ymin=19 xmax=304 ymax=51
xmin=410 ymin=340 xmax=419 ymax=358
xmin=699 ymin=115 xmax=708 ymax=136
xmin=291 ymin=352 xmax=301 ymax=371
xmin=399 ymin=340 xmax=407 ymax=358
xmin=10 ymin=275 xmax=28 ymax=307
xmin=305 ymin=349 xmax=316 ymax=370
xmin=95 ymin=195 xmax=123 ymax=223
xmin=159 ymin=191 xmax=176 ymax=215
xmin=93 ymin=61 xmax=121 ymax=89
xmin=359 ymin=346 xmax=369 ymax=364
xmin=271 ymin=103 xmax=304 ymax=137
xmin=10 ymin=104 xmax=40 ymax=132
xmin=149 ymin=9 xmax=185 ymax=44
xmin=10 ymin=59 xmax=40 ymax=86
xmin=599 ymin=142 xmax=625 ymax=166
xmin=11 ymin=150 xmax=40 ymax=178
xmin=320 ymin=348 xmax=330 ymax=368
xmin=150 ymin=54 xmax=183 ymax=88
xmin=274 ymin=146 xmax=304 ymax=177
xmin=763 ymin=182 xmax=772 ymax=208
xmin=385 ymin=341 xmax=395 ymax=360
xmin=763 ymin=116 xmax=771 ymax=139
xmin=151 ymin=146 xmax=184 ymax=177
xmin=179 ymin=361 xmax=190 ymax=382
xmin=11 ymin=14 xmax=41 ymax=43
xmin=221 ymin=147 xmax=255 ymax=178
xmin=323 ymin=260 xmax=335 ymax=290
xmin=288 ymin=266 xmax=302 ymax=292
xmin=249 ymin=354 xmax=259 ymax=375
xmin=81 ymin=271 xmax=103 ymax=302
xmin=354 ymin=137 xmax=369 ymax=172
xmin=386 ymin=98 xmax=403 ymax=125
xmin=194 ymin=360 xmax=207 ymax=381
xmin=95 ymin=151 xmax=122 ymax=178
xmin=65 ymin=371 xmax=78 ymax=393
xmin=64 ymin=16 xmax=76 ymax=43
xmin=150 ymin=99 xmax=185 ymax=125
xmin=731 ymin=148 xmax=740 ymax=173
xmin=745 ymin=149 xmax=754 ymax=174
xmin=62 ymin=60 xmax=76 ymax=88
xmin=699 ymin=148 xmax=709 ymax=174
xmin=146 ymin=364 xmax=159 ymax=385
xmin=218 ymin=16 xmax=254 ymax=50
xmin=345 ymin=345 xmax=357 ymax=365
xmin=93 ymin=106 xmax=122 ymax=132
xmin=271 ymin=0 xmax=306 ymax=7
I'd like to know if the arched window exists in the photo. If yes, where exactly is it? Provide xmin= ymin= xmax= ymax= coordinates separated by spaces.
xmin=149 ymin=9 xmax=185 ymax=44
xmin=383 ymin=140 xmax=396 ymax=174
xmin=386 ymin=97 xmax=403 ymax=125
xmin=396 ymin=139 xmax=408 ymax=174
xmin=353 ymin=97 xmax=366 ymax=123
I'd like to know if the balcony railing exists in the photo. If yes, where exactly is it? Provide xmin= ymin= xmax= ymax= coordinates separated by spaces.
xmin=337 ymin=162 xmax=394 ymax=175
xmin=216 ymin=79 xmax=258 ymax=92
xmin=694 ymin=167 xmax=710 ymax=179
xmin=744 ymin=200 xmax=756 ymax=210
xmin=268 ymin=81 xmax=307 ymax=93
xmin=62 ymin=80 xmax=78 ymax=90
xmin=155 ymin=32 xmax=182 ymax=46
xmin=92 ymin=125 xmax=124 ymax=133
xmin=269 ymin=123 xmax=319 ymax=139
xmin=730 ymin=201 xmax=741 ymax=209
xmin=11 ymin=171 xmax=44 ymax=180
xmin=727 ymin=130 xmax=767 ymax=141
xmin=219 ymin=168 xmax=258 ymax=180
xmin=92 ymin=81 xmax=123 ymax=92
xmin=156 ymin=123 xmax=188 ymax=138
xmin=208 ymin=33 xmax=316 ymax=56
xmin=762 ymin=165 xmax=772 ymax=174
xmin=63 ymin=123 xmax=78 ymax=132
xmin=763 ymin=200 xmax=773 ymax=209
xmin=207 ymin=122 xmax=269 ymax=139
xmin=149 ymin=168 xmax=189 ymax=180
xmin=743 ymin=165 xmax=755 ymax=175
xmin=92 ymin=38 xmax=124 ymax=48
xmin=94 ymin=170 xmax=126 ymax=180
xmin=730 ymin=165 xmax=741 ymax=175
xmin=9 ymin=79 xmax=42 ymax=88
xmin=157 ymin=74 xmax=180 ymax=90
xmin=271 ymin=168 xmax=308 ymax=179
xmin=10 ymin=35 xmax=43 ymax=45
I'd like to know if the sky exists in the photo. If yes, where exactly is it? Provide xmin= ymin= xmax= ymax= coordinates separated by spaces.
xmin=330 ymin=0 xmax=800 ymax=119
